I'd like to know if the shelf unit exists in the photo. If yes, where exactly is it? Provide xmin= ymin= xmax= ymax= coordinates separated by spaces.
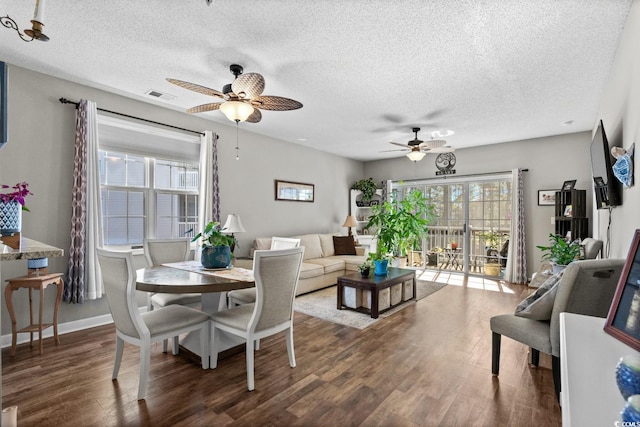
xmin=350 ymin=189 xmax=383 ymax=238
xmin=554 ymin=189 xmax=589 ymax=240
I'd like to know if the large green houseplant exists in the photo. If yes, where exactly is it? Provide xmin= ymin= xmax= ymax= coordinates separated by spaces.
xmin=192 ymin=221 xmax=236 ymax=268
xmin=365 ymin=189 xmax=435 ymax=275
xmin=536 ymin=233 xmax=581 ymax=272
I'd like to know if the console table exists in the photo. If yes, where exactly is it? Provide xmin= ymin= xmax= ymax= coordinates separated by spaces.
xmin=560 ymin=312 xmax=640 ymax=425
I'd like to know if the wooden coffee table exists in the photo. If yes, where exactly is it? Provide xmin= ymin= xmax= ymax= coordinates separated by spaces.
xmin=337 ymin=267 xmax=416 ymax=318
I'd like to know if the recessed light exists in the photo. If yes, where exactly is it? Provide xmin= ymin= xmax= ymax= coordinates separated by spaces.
xmin=562 ymin=120 xmax=574 ymax=126
xmin=297 ymin=138 xmax=307 ymax=142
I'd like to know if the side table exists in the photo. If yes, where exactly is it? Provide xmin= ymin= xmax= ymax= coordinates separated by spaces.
xmin=4 ymin=273 xmax=64 ymax=356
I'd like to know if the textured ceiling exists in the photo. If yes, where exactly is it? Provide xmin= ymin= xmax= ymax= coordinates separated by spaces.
xmin=0 ymin=0 xmax=632 ymax=161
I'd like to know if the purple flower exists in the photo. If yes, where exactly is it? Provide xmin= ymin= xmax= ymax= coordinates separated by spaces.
xmin=0 ymin=182 xmax=32 ymax=211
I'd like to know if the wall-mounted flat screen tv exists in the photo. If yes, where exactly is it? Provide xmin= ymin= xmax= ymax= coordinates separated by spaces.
xmin=590 ymin=119 xmax=622 ymax=209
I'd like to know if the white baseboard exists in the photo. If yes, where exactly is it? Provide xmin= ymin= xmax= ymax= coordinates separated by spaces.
xmin=1 ymin=307 xmax=147 ymax=349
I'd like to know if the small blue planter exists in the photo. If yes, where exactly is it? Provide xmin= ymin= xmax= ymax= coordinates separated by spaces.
xmin=201 ymin=245 xmax=231 ymax=269
xmin=374 ymin=259 xmax=389 ymax=276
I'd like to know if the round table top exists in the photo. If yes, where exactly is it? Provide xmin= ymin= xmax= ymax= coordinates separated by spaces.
xmin=135 ymin=265 xmax=255 ymax=293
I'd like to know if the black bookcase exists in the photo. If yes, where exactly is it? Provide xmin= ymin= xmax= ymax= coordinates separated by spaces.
xmin=555 ymin=190 xmax=589 ymax=240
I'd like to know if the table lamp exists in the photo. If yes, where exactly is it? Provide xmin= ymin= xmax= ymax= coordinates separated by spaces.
xmin=342 ymin=215 xmax=358 ymax=237
xmin=222 ymin=213 xmax=246 ymax=253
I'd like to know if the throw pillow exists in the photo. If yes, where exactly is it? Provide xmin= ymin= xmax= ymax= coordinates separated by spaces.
xmin=514 ymin=271 xmax=564 ymax=320
xmin=333 ymin=236 xmax=357 ymax=255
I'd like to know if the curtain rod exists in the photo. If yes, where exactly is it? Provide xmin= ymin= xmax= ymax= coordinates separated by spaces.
xmin=58 ymin=97 xmax=205 ymax=136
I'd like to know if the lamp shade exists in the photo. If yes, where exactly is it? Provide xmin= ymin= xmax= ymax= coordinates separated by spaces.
xmin=222 ymin=214 xmax=246 ymax=233
xmin=406 ymin=151 xmax=426 ymax=162
xmin=219 ymin=101 xmax=254 ymax=122
xmin=342 ymin=215 xmax=358 ymax=228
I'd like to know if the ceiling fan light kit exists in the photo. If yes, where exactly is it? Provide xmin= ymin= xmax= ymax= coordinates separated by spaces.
xmin=219 ymin=100 xmax=254 ymax=122
xmin=407 ymin=151 xmax=426 ymax=162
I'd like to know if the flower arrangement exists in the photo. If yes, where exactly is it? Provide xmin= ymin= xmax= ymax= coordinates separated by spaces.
xmin=0 ymin=182 xmax=32 ymax=211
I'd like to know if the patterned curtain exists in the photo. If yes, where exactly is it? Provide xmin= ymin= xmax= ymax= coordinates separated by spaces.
xmin=64 ymin=100 xmax=104 ymax=303
xmin=505 ymin=168 xmax=527 ymax=284
xmin=196 ymin=131 xmax=220 ymax=258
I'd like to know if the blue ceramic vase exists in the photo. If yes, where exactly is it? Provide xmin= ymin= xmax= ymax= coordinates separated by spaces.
xmin=0 ymin=201 xmax=21 ymax=236
xmin=617 ymin=356 xmax=640 ymax=400
xmin=622 ymin=395 xmax=640 ymax=423
xmin=201 ymin=245 xmax=231 ymax=269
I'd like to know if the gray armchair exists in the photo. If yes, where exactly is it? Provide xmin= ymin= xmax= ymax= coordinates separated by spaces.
xmin=490 ymin=258 xmax=625 ymax=398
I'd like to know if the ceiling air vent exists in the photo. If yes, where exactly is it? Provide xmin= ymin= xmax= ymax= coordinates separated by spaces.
xmin=144 ymin=89 xmax=175 ymax=101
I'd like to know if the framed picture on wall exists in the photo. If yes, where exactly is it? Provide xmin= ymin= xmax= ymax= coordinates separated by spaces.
xmin=537 ymin=190 xmax=556 ymax=206
xmin=561 ymin=180 xmax=577 ymax=191
xmin=604 ymin=229 xmax=640 ymax=351
xmin=274 ymin=180 xmax=314 ymax=202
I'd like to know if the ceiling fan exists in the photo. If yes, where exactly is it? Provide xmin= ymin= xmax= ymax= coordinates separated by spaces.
xmin=166 ymin=64 xmax=303 ymax=123
xmin=383 ymin=127 xmax=454 ymax=161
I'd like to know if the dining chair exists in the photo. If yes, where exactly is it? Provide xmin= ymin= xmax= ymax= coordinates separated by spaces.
xmin=144 ymin=238 xmax=200 ymax=311
xmin=210 ymin=246 xmax=304 ymax=391
xmin=97 ymin=248 xmax=210 ymax=400
xmin=226 ymin=237 xmax=301 ymax=307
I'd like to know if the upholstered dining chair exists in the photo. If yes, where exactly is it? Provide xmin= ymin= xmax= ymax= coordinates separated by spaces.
xmin=227 ymin=237 xmax=301 ymax=307
xmin=210 ymin=246 xmax=304 ymax=391
xmin=490 ymin=258 xmax=624 ymax=399
xmin=144 ymin=238 xmax=200 ymax=311
xmin=97 ymin=248 xmax=210 ymax=400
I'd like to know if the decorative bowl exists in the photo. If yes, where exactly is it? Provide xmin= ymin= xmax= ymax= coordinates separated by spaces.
xmin=616 ymin=356 xmax=640 ymax=400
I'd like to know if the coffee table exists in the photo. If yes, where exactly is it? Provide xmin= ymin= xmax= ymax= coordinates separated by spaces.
xmin=336 ymin=267 xmax=416 ymax=318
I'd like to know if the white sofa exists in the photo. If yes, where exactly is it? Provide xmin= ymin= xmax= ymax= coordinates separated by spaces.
xmin=235 ymin=233 xmax=366 ymax=295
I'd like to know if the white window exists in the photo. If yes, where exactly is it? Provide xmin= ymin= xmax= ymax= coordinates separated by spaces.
xmin=99 ymin=152 xmax=199 ymax=247
xmin=97 ymin=115 xmax=202 ymax=249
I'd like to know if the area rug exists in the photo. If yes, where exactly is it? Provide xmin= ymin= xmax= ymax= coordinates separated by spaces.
xmin=294 ymin=280 xmax=447 ymax=330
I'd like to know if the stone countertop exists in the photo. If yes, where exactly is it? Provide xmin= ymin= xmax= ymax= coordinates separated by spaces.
xmin=0 ymin=237 xmax=64 ymax=261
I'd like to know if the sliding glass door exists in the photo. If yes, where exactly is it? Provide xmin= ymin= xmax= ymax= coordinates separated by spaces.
xmin=391 ymin=173 xmax=512 ymax=277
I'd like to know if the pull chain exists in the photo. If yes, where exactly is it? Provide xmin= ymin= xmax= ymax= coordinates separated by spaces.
xmin=235 ymin=120 xmax=240 ymax=160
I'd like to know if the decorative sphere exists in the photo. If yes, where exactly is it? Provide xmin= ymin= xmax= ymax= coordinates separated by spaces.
xmin=622 ymin=395 xmax=640 ymax=423
xmin=616 ymin=356 xmax=640 ymax=400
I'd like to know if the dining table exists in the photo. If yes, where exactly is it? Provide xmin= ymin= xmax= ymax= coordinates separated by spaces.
xmin=136 ymin=260 xmax=255 ymax=367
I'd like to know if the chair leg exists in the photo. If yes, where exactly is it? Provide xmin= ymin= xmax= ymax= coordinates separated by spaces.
xmin=255 ymin=339 xmax=261 ymax=351
xmin=531 ymin=348 xmax=540 ymax=367
xmin=210 ymin=327 xmax=219 ymax=369
xmin=172 ymin=336 xmax=179 ymax=355
xmin=286 ymin=327 xmax=296 ymax=368
xmin=113 ymin=336 xmax=124 ymax=379
xmin=138 ymin=345 xmax=151 ymax=400
xmin=552 ymin=355 xmax=561 ymax=402
xmin=246 ymin=339 xmax=255 ymax=391
xmin=162 ymin=339 xmax=169 ymax=353
xmin=491 ymin=332 xmax=501 ymax=375
xmin=200 ymin=323 xmax=209 ymax=370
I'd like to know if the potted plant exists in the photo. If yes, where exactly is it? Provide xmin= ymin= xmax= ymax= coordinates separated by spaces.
xmin=537 ymin=233 xmax=581 ymax=273
xmin=192 ymin=221 xmax=236 ymax=269
xmin=357 ymin=260 xmax=372 ymax=277
xmin=351 ymin=178 xmax=378 ymax=205
xmin=365 ymin=189 xmax=436 ymax=275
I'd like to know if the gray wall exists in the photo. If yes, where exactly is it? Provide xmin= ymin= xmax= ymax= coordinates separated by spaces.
xmin=0 ymin=65 xmax=362 ymax=334
xmin=364 ymin=131 xmax=594 ymax=274
xmin=596 ymin=0 xmax=640 ymax=258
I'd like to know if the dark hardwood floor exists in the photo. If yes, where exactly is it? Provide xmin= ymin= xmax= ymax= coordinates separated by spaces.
xmin=2 ymin=273 xmax=561 ymax=426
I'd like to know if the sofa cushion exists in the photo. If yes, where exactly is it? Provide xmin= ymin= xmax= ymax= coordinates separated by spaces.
xmin=515 ymin=271 xmax=564 ymax=320
xmin=305 ymin=257 xmax=345 ymax=274
xmin=333 ymin=236 xmax=356 ymax=255
xmin=328 ymin=255 xmax=367 ymax=271
xmin=254 ymin=237 xmax=272 ymax=250
xmin=319 ymin=233 xmax=340 ymax=257
xmin=295 ymin=234 xmax=323 ymax=261
xmin=298 ymin=262 xmax=325 ymax=280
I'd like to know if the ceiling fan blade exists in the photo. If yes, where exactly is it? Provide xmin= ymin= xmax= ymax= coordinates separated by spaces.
xmin=232 ymin=73 xmax=265 ymax=99
xmin=380 ymin=148 xmax=410 ymax=152
xmin=423 ymin=139 xmax=447 ymax=149
xmin=166 ymin=78 xmax=225 ymax=99
xmin=246 ymin=108 xmax=262 ymax=123
xmin=187 ymin=103 xmax=223 ymax=114
xmin=389 ymin=141 xmax=409 ymax=148
xmin=428 ymin=146 xmax=455 ymax=153
xmin=252 ymin=95 xmax=303 ymax=111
